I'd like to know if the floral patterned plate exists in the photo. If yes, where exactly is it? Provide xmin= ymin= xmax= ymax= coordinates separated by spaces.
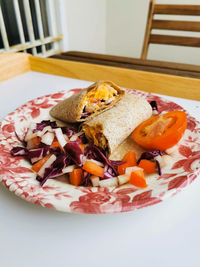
xmin=0 ymin=88 xmax=200 ymax=214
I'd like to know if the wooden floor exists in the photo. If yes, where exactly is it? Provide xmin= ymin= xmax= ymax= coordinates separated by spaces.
xmin=51 ymin=51 xmax=200 ymax=79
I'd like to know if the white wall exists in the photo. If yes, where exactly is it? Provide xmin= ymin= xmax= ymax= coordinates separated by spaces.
xmin=106 ymin=0 xmax=148 ymax=58
xmin=106 ymin=0 xmax=200 ymax=65
xmin=65 ymin=0 xmax=200 ymax=65
xmin=65 ymin=0 xmax=106 ymax=53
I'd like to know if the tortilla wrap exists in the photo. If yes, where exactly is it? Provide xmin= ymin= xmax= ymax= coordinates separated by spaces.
xmin=82 ymin=93 xmax=152 ymax=154
xmin=50 ymin=80 xmax=125 ymax=123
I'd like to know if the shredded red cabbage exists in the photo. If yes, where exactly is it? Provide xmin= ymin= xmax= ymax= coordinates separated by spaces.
xmin=11 ymin=146 xmax=50 ymax=164
xmin=38 ymin=154 xmax=71 ymax=186
xmin=34 ymin=120 xmax=58 ymax=132
xmin=15 ymin=131 xmax=27 ymax=146
xmin=103 ymin=164 xmax=116 ymax=179
xmin=110 ymin=160 xmax=125 ymax=167
xmin=51 ymin=146 xmax=65 ymax=156
xmin=155 ymin=160 xmax=162 ymax=175
xmin=79 ymin=133 xmax=88 ymax=144
xmin=150 ymin=101 xmax=158 ymax=111
xmin=84 ymin=145 xmax=118 ymax=175
xmin=61 ymin=126 xmax=77 ymax=138
xmin=11 ymin=147 xmax=28 ymax=156
xmin=26 ymin=147 xmax=50 ymax=163
xmin=80 ymin=171 xmax=91 ymax=186
xmin=137 ymin=150 xmax=163 ymax=164
xmin=64 ymin=141 xmax=84 ymax=166
xmin=80 ymin=111 xmax=91 ymax=119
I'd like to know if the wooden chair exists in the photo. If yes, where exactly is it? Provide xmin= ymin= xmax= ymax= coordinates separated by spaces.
xmin=141 ymin=0 xmax=200 ymax=59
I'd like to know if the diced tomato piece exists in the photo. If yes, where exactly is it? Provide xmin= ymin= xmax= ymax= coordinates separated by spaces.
xmin=132 ymin=111 xmax=187 ymax=150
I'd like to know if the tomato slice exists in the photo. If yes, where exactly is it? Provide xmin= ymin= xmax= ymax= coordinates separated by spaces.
xmin=132 ymin=111 xmax=187 ymax=150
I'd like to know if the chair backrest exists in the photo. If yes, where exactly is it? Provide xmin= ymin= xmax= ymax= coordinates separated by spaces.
xmin=141 ymin=0 xmax=200 ymax=59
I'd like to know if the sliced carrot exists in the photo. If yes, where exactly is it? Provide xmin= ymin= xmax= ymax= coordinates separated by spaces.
xmin=118 ymin=151 xmax=137 ymax=175
xmin=79 ymin=142 xmax=85 ymax=152
xmin=122 ymin=151 xmax=136 ymax=166
xmin=50 ymin=139 xmax=64 ymax=150
xmin=138 ymin=159 xmax=156 ymax=174
xmin=118 ymin=162 xmax=130 ymax=175
xmin=76 ymin=138 xmax=85 ymax=152
xmin=82 ymin=161 xmax=104 ymax=178
xmin=32 ymin=154 xmax=51 ymax=173
xmin=69 ymin=169 xmax=83 ymax=186
xmin=31 ymin=136 xmax=41 ymax=148
xmin=130 ymin=169 xmax=147 ymax=188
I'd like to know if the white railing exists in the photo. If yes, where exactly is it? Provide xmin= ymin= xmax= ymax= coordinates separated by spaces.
xmin=0 ymin=0 xmax=68 ymax=57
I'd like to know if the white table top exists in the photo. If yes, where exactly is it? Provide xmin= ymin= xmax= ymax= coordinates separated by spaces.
xmin=0 ymin=71 xmax=200 ymax=267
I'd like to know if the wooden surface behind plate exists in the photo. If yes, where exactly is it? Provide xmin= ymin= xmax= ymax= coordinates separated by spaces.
xmin=0 ymin=53 xmax=200 ymax=101
xmin=30 ymin=56 xmax=200 ymax=100
xmin=0 ymin=53 xmax=30 ymax=82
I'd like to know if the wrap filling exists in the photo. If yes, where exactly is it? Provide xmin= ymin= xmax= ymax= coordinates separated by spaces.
xmin=83 ymin=124 xmax=108 ymax=150
xmin=81 ymin=83 xmax=119 ymax=119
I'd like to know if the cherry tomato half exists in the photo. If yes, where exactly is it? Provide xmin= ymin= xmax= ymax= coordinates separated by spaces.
xmin=132 ymin=111 xmax=187 ymax=151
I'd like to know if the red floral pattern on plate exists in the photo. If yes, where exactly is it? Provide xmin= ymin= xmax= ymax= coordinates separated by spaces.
xmin=0 ymin=89 xmax=200 ymax=214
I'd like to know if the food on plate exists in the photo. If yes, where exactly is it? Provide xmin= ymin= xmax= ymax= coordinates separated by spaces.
xmin=69 ymin=169 xmax=83 ymax=186
xmin=132 ymin=111 xmax=187 ymax=150
xmin=50 ymin=80 xmax=125 ymax=123
xmin=129 ymin=167 xmax=147 ymax=188
xmin=138 ymin=159 xmax=156 ymax=174
xmin=11 ymin=118 xmax=165 ymax=188
xmin=82 ymin=93 xmax=152 ymax=154
xmin=11 ymin=119 xmax=164 ymax=189
xmin=118 ymin=151 xmax=136 ymax=175
xmin=10 ymin=80 xmax=188 ymax=189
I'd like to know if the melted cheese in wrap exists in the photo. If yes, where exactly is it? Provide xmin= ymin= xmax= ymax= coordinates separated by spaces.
xmin=81 ymin=83 xmax=119 ymax=117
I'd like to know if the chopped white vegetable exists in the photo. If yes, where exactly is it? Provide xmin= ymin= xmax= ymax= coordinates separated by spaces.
xmin=54 ymin=128 xmax=67 ymax=148
xmin=165 ymin=145 xmax=178 ymax=155
xmin=118 ymin=174 xmax=130 ymax=185
xmin=70 ymin=134 xmax=79 ymax=142
xmin=160 ymin=155 xmax=173 ymax=168
xmin=81 ymin=155 xmax=87 ymax=165
xmin=99 ymin=177 xmax=118 ymax=188
xmin=152 ymin=110 xmax=158 ymax=116
xmin=25 ymin=132 xmax=38 ymax=142
xmin=70 ymin=131 xmax=84 ymax=142
xmin=62 ymin=165 xmax=76 ymax=174
xmin=125 ymin=166 xmax=143 ymax=175
xmin=38 ymin=154 xmax=56 ymax=177
xmin=87 ymin=159 xmax=104 ymax=167
xmin=37 ymin=126 xmax=52 ymax=137
xmin=90 ymin=175 xmax=100 ymax=187
xmin=41 ymin=132 xmax=54 ymax=145
xmin=155 ymin=155 xmax=162 ymax=163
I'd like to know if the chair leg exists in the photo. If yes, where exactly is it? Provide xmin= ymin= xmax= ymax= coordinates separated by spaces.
xmin=141 ymin=0 xmax=156 ymax=59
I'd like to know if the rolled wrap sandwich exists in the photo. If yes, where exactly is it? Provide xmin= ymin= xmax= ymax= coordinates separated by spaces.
xmin=50 ymin=81 xmax=125 ymax=123
xmin=82 ymin=93 xmax=152 ymax=155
